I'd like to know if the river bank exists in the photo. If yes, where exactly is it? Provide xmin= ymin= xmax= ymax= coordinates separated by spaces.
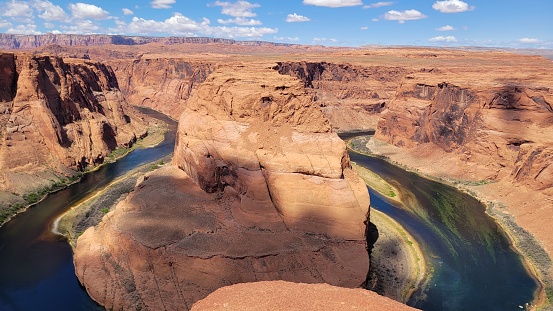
xmin=349 ymin=134 xmax=551 ymax=310
xmin=0 ymin=116 xmax=168 ymax=229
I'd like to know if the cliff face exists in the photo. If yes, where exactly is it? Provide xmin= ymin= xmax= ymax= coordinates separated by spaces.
xmin=109 ymin=57 xmax=213 ymax=119
xmin=273 ymin=61 xmax=409 ymax=132
xmin=74 ymin=63 xmax=370 ymax=310
xmin=375 ymin=73 xmax=553 ymax=191
xmin=0 ymin=52 xmax=147 ymax=196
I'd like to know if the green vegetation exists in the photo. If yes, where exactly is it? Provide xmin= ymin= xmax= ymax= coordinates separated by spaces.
xmin=107 ymin=146 xmax=129 ymax=160
xmin=101 ymin=208 xmax=109 ymax=214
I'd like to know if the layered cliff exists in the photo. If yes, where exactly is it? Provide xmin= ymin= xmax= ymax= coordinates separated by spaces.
xmin=0 ymin=52 xmax=147 ymax=203
xmin=109 ymin=57 xmax=214 ymax=119
xmin=74 ymin=63 xmax=371 ymax=310
xmin=273 ymin=61 xmax=409 ymax=132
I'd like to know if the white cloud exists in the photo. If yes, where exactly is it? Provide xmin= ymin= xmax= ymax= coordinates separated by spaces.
xmin=69 ymin=19 xmax=101 ymax=33
xmin=363 ymin=2 xmax=394 ymax=9
xmin=69 ymin=3 xmax=110 ymax=20
xmin=43 ymin=22 xmax=54 ymax=28
xmin=2 ymin=0 xmax=33 ymax=19
xmin=122 ymin=8 xmax=134 ymax=15
xmin=217 ymin=17 xmax=261 ymax=25
xmin=372 ymin=18 xmax=379 ymax=22
xmin=428 ymin=35 xmax=457 ymax=42
xmin=382 ymin=10 xmax=427 ymax=23
xmin=0 ymin=18 xmax=11 ymax=28
xmin=360 ymin=26 xmax=368 ymax=30
xmin=33 ymin=0 xmax=68 ymax=21
xmin=214 ymin=1 xmax=260 ymax=17
xmin=436 ymin=25 xmax=455 ymax=31
xmin=7 ymin=24 xmax=41 ymax=34
xmin=518 ymin=38 xmax=540 ymax=43
xmin=274 ymin=36 xmax=300 ymax=42
xmin=303 ymin=0 xmax=362 ymax=8
xmin=127 ymin=13 xmax=277 ymax=38
xmin=432 ymin=0 xmax=474 ymax=13
xmin=151 ymin=0 xmax=175 ymax=9
xmin=286 ymin=13 xmax=310 ymax=22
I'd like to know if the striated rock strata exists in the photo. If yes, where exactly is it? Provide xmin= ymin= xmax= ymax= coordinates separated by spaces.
xmin=75 ymin=63 xmax=371 ymax=310
xmin=0 ymin=52 xmax=147 ymax=197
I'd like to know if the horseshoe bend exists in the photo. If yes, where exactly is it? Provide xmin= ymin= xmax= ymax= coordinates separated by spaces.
xmin=0 ymin=35 xmax=552 ymax=311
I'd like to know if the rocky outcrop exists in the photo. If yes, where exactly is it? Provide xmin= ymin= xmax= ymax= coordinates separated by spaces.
xmin=0 ymin=52 xmax=147 ymax=196
xmin=109 ymin=58 xmax=214 ymax=119
xmin=191 ymin=281 xmax=419 ymax=311
xmin=74 ymin=63 xmax=370 ymax=310
xmin=375 ymin=73 xmax=553 ymax=191
xmin=274 ymin=61 xmax=409 ymax=132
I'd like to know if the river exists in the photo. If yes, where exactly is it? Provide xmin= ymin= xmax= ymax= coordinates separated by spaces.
xmin=341 ymin=132 xmax=539 ymax=311
xmin=0 ymin=107 xmax=177 ymax=311
xmin=0 ymin=125 xmax=538 ymax=310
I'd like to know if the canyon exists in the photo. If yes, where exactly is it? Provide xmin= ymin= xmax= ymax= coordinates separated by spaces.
xmin=0 ymin=52 xmax=148 ymax=221
xmin=1 ymin=36 xmax=552 ymax=310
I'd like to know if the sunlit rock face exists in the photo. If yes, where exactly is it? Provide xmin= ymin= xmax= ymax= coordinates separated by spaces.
xmin=75 ymin=63 xmax=370 ymax=310
xmin=0 ymin=52 xmax=147 ymax=195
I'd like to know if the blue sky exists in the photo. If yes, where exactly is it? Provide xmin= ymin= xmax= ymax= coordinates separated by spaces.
xmin=1 ymin=0 xmax=552 ymax=48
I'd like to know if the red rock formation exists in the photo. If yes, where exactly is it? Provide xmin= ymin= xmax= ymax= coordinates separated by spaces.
xmin=191 ymin=281 xmax=419 ymax=311
xmin=0 ymin=52 xmax=147 ymax=196
xmin=109 ymin=57 xmax=213 ymax=119
xmin=273 ymin=61 xmax=409 ymax=132
xmin=74 ymin=63 xmax=371 ymax=310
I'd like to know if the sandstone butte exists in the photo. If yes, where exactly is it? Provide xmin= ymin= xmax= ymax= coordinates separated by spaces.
xmin=3 ymin=37 xmax=553 ymax=309
xmin=0 ymin=52 xmax=147 ymax=208
xmin=74 ymin=62 xmax=373 ymax=310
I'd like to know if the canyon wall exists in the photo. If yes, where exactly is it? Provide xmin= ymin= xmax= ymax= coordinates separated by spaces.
xmin=74 ymin=63 xmax=371 ymax=310
xmin=273 ymin=61 xmax=409 ymax=132
xmin=0 ymin=52 xmax=147 ymax=199
xmin=108 ymin=57 xmax=214 ymax=119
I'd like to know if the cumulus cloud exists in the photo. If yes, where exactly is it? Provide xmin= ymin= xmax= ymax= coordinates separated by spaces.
xmin=7 ymin=24 xmax=41 ymax=34
xmin=518 ymin=38 xmax=540 ymax=43
xmin=303 ymin=0 xmax=362 ymax=8
xmin=214 ymin=1 xmax=260 ymax=17
xmin=122 ymin=8 xmax=134 ymax=15
xmin=0 ymin=18 xmax=12 ymax=28
xmin=69 ymin=3 xmax=110 ymax=20
xmin=127 ymin=13 xmax=277 ymax=38
xmin=69 ymin=19 xmax=101 ymax=33
xmin=313 ymin=37 xmax=337 ymax=43
xmin=2 ymin=0 xmax=33 ymax=19
xmin=432 ymin=0 xmax=474 ymax=13
xmin=363 ymin=2 xmax=394 ymax=9
xmin=33 ymin=0 xmax=68 ymax=21
xmin=436 ymin=25 xmax=455 ymax=31
xmin=360 ymin=26 xmax=368 ymax=30
xmin=382 ymin=10 xmax=427 ymax=23
xmin=286 ymin=13 xmax=310 ymax=22
xmin=217 ymin=17 xmax=261 ymax=25
xmin=428 ymin=35 xmax=457 ymax=42
xmin=151 ymin=0 xmax=176 ymax=9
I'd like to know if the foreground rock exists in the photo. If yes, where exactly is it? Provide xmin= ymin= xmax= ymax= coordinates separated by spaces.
xmin=75 ymin=64 xmax=370 ymax=310
xmin=191 ymin=281 xmax=419 ymax=311
xmin=0 ymin=52 xmax=147 ymax=209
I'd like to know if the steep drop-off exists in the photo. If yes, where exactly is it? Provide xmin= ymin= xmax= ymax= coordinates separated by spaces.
xmin=0 ymin=52 xmax=147 ymax=206
xmin=108 ymin=57 xmax=213 ymax=119
xmin=274 ymin=61 xmax=409 ymax=132
xmin=74 ymin=63 xmax=371 ymax=310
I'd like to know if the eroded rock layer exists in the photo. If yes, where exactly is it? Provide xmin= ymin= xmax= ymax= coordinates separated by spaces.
xmin=0 ymin=52 xmax=147 ymax=195
xmin=75 ymin=63 xmax=371 ymax=310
